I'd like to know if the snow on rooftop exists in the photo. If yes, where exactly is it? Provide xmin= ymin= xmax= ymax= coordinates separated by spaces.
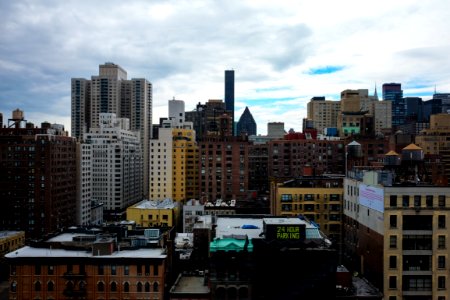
xmin=47 ymin=233 xmax=95 ymax=242
xmin=215 ymin=217 xmax=263 ymax=239
xmin=134 ymin=198 xmax=175 ymax=209
xmin=5 ymin=246 xmax=166 ymax=259
xmin=0 ymin=231 xmax=24 ymax=239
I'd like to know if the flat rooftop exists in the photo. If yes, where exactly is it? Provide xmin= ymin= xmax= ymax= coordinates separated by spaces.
xmin=5 ymin=246 xmax=166 ymax=259
xmin=170 ymin=275 xmax=210 ymax=294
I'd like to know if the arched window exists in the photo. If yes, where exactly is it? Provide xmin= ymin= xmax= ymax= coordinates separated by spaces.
xmin=97 ymin=281 xmax=104 ymax=292
xmin=145 ymin=282 xmax=150 ymax=292
xmin=79 ymin=281 xmax=86 ymax=290
xmin=35 ymin=281 xmax=41 ymax=291
xmin=66 ymin=281 xmax=74 ymax=290
xmin=153 ymin=282 xmax=159 ymax=292
xmin=47 ymin=281 xmax=54 ymax=291
xmin=123 ymin=282 xmax=130 ymax=293
xmin=111 ymin=281 xmax=117 ymax=292
xmin=137 ymin=282 xmax=143 ymax=292
xmin=10 ymin=281 xmax=17 ymax=293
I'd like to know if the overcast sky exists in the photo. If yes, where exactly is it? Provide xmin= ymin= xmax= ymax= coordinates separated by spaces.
xmin=1 ymin=0 xmax=450 ymax=135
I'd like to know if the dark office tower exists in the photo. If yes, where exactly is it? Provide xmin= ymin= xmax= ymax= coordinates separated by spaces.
xmin=185 ymin=99 xmax=233 ymax=141
xmin=0 ymin=112 xmax=3 ymax=128
xmin=0 ymin=110 xmax=76 ymax=239
xmin=404 ymin=97 xmax=423 ymax=122
xmin=382 ymin=83 xmax=405 ymax=128
xmin=237 ymin=106 xmax=257 ymax=136
xmin=225 ymin=70 xmax=235 ymax=133
xmin=423 ymin=93 xmax=450 ymax=122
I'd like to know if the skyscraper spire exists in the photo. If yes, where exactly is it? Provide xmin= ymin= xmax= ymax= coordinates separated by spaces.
xmin=374 ymin=82 xmax=378 ymax=100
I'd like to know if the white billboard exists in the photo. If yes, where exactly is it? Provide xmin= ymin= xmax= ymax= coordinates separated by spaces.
xmin=359 ymin=183 xmax=384 ymax=213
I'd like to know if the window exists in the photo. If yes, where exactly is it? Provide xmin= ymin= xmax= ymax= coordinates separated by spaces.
xmin=390 ymin=236 xmax=397 ymax=248
xmin=111 ymin=265 xmax=116 ymax=275
xmin=97 ymin=281 xmax=104 ymax=292
xmin=145 ymin=282 xmax=150 ymax=292
xmin=439 ymin=215 xmax=446 ymax=229
xmin=35 ymin=281 xmax=41 ymax=291
xmin=414 ymin=195 xmax=421 ymax=207
xmin=390 ymin=215 xmax=397 ymax=228
xmin=438 ymin=297 xmax=446 ymax=300
xmin=124 ymin=282 xmax=130 ymax=292
xmin=48 ymin=265 xmax=54 ymax=275
xmin=153 ymin=264 xmax=159 ymax=276
xmin=438 ymin=276 xmax=446 ymax=289
xmin=439 ymin=195 xmax=446 ymax=207
xmin=426 ymin=195 xmax=433 ymax=207
xmin=98 ymin=265 xmax=104 ymax=275
xmin=124 ymin=265 xmax=129 ymax=275
xmin=153 ymin=282 xmax=159 ymax=292
xmin=402 ymin=195 xmax=410 ymax=207
xmin=10 ymin=281 xmax=17 ymax=293
xmin=137 ymin=282 xmax=143 ymax=292
xmin=281 ymin=194 xmax=293 ymax=202
xmin=137 ymin=264 xmax=142 ymax=275
xmin=111 ymin=282 xmax=117 ymax=292
xmin=390 ymin=195 xmax=397 ymax=207
xmin=439 ymin=236 xmax=446 ymax=249
xmin=389 ymin=276 xmax=397 ymax=289
xmin=389 ymin=256 xmax=397 ymax=269
xmin=145 ymin=265 xmax=150 ymax=275
xmin=35 ymin=264 xmax=41 ymax=275
xmin=47 ymin=281 xmax=54 ymax=291
xmin=389 ymin=297 xmax=397 ymax=300
xmin=438 ymin=256 xmax=446 ymax=269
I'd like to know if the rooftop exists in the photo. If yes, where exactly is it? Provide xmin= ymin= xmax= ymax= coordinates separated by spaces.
xmin=5 ymin=246 xmax=166 ymax=259
xmin=0 ymin=231 xmax=24 ymax=240
xmin=170 ymin=274 xmax=210 ymax=295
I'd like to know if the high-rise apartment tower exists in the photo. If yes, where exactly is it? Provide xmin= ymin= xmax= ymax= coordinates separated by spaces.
xmin=71 ymin=62 xmax=152 ymax=197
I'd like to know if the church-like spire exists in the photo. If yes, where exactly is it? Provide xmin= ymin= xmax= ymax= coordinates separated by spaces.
xmin=374 ymin=82 xmax=379 ymax=100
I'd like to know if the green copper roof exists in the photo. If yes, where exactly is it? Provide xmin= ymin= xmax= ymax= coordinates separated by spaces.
xmin=209 ymin=238 xmax=253 ymax=252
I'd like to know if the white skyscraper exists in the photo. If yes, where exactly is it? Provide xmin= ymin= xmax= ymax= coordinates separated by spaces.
xmin=83 ymin=113 xmax=143 ymax=219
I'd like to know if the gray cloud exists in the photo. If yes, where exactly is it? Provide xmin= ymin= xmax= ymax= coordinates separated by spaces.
xmin=1 ymin=0 xmax=450 ymax=134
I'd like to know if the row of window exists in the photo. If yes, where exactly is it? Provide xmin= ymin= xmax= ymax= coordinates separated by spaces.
xmin=389 ymin=255 xmax=447 ymax=270
xmin=389 ymin=195 xmax=446 ymax=208
xmin=389 ymin=235 xmax=447 ymax=249
xmin=11 ymin=279 xmax=161 ymax=293
xmin=13 ymin=264 xmax=159 ymax=276
xmin=389 ymin=215 xmax=446 ymax=229
xmin=388 ymin=275 xmax=446 ymax=290
xmin=281 ymin=194 xmax=341 ymax=202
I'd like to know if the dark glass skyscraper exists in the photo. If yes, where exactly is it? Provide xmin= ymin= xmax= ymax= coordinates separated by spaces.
xmin=382 ymin=83 xmax=405 ymax=127
xmin=225 ymin=70 xmax=235 ymax=133
xmin=237 ymin=106 xmax=257 ymax=136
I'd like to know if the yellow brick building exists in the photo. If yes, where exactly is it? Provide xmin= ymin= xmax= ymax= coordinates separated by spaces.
xmin=270 ymin=175 xmax=344 ymax=242
xmin=126 ymin=200 xmax=179 ymax=228
xmin=150 ymin=128 xmax=198 ymax=203
xmin=415 ymin=113 xmax=450 ymax=183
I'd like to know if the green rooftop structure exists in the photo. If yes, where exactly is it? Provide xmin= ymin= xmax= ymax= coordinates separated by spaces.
xmin=209 ymin=237 xmax=253 ymax=252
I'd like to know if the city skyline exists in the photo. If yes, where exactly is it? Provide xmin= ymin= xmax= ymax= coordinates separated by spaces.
xmin=1 ymin=0 xmax=450 ymax=135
